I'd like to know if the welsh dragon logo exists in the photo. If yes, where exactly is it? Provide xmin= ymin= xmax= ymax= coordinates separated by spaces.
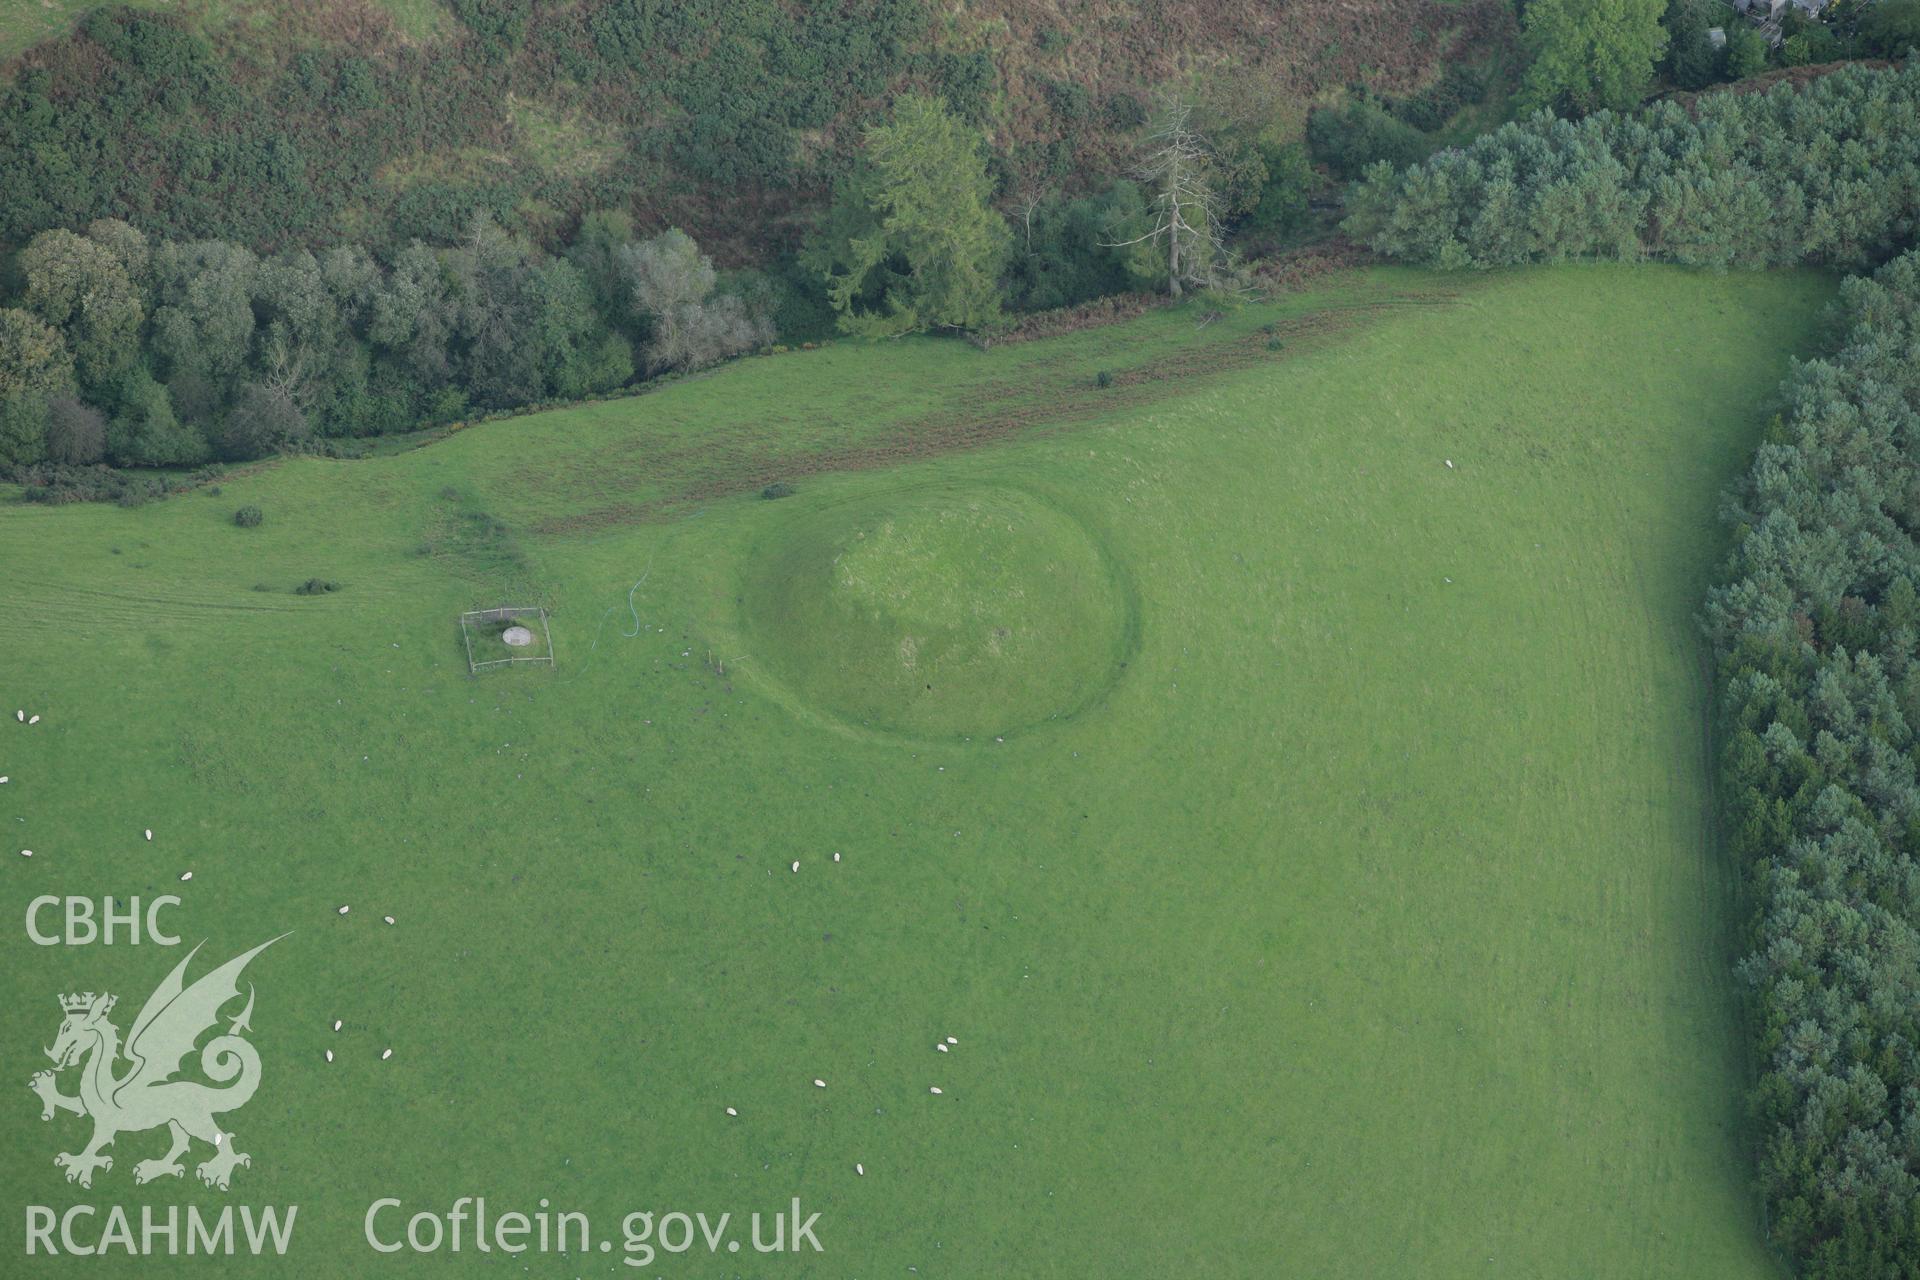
xmin=28 ymin=936 xmax=285 ymax=1191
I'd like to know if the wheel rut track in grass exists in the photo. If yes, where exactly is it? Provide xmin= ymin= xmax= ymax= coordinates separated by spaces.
xmin=0 ymin=578 xmax=306 ymax=640
xmin=532 ymin=288 xmax=1465 ymax=536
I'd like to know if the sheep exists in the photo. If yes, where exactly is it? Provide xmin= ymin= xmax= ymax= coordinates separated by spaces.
xmin=382 ymin=1049 xmax=393 ymax=1061
xmin=855 ymin=1163 xmax=865 ymax=1176
xmin=144 ymin=829 xmax=152 ymax=841
xmin=332 ymin=1020 xmax=342 ymax=1032
xmin=337 ymin=905 xmax=349 ymax=915
xmin=813 ymin=1079 xmax=826 ymax=1088
xmin=928 ymin=1086 xmax=943 ymax=1095
xmin=179 ymin=871 xmax=192 ymax=881
xmin=725 ymin=1107 xmax=738 ymax=1117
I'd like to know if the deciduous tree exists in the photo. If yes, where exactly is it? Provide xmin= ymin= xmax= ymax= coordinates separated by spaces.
xmin=105 ymin=368 xmax=205 ymax=467
xmin=617 ymin=228 xmax=770 ymax=373
xmin=0 ymin=395 xmax=48 ymax=469
xmin=1518 ymin=0 xmax=1668 ymax=115
xmin=149 ymin=239 xmax=261 ymax=416
xmin=19 ymin=228 xmax=144 ymax=392
xmin=221 ymin=382 xmax=309 ymax=460
xmin=1864 ymin=0 xmax=1920 ymax=54
xmin=0 ymin=307 xmax=75 ymax=402
xmin=43 ymin=394 xmax=106 ymax=465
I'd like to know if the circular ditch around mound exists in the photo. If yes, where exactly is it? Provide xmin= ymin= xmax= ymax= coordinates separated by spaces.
xmin=741 ymin=486 xmax=1133 ymax=739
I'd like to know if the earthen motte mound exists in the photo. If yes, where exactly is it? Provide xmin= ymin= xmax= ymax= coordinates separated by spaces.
xmin=741 ymin=486 xmax=1133 ymax=738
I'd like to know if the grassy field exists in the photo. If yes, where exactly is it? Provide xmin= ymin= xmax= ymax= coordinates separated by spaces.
xmin=0 ymin=264 xmax=1830 ymax=1276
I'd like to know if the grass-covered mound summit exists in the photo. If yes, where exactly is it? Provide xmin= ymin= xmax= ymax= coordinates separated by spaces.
xmin=742 ymin=486 xmax=1132 ymax=738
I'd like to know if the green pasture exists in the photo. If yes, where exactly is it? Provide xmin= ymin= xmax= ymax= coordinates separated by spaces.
xmin=0 ymin=264 xmax=1831 ymax=1276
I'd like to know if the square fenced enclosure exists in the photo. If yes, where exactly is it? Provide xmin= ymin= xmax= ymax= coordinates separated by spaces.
xmin=460 ymin=607 xmax=553 ymax=673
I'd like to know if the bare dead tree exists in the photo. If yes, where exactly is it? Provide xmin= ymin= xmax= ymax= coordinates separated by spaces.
xmin=997 ymin=143 xmax=1054 ymax=262
xmin=1015 ymin=187 xmax=1044 ymax=256
xmin=257 ymin=325 xmax=315 ymax=412
xmin=1102 ymin=97 xmax=1221 ymax=299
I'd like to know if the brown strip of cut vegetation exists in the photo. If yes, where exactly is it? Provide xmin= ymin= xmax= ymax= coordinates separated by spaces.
xmin=534 ymin=282 xmax=1459 ymax=536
